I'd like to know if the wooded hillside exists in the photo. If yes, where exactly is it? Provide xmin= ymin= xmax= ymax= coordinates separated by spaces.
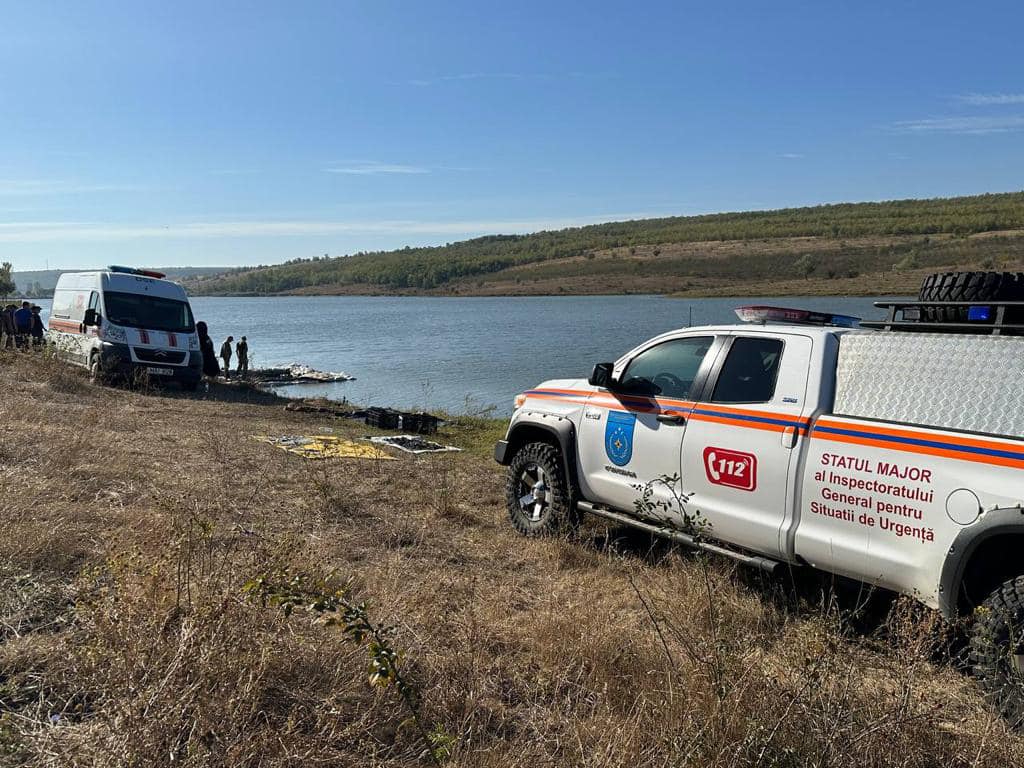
xmin=187 ymin=192 xmax=1024 ymax=296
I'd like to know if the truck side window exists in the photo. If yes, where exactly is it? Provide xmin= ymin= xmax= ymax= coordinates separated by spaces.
xmin=711 ymin=337 xmax=784 ymax=404
xmin=619 ymin=336 xmax=713 ymax=398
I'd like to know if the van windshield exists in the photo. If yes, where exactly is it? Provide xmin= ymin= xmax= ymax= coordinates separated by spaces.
xmin=103 ymin=291 xmax=195 ymax=334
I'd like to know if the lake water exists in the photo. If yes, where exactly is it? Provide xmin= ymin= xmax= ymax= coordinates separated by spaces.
xmin=33 ymin=295 xmax=901 ymax=413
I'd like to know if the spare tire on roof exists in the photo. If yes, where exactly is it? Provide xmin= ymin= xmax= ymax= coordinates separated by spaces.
xmin=918 ymin=271 xmax=1024 ymax=323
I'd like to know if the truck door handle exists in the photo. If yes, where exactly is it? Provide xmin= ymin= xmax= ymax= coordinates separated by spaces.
xmin=656 ymin=413 xmax=687 ymax=425
xmin=781 ymin=426 xmax=798 ymax=448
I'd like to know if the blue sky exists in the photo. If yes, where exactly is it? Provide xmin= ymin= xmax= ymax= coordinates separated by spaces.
xmin=2 ymin=0 xmax=1022 ymax=270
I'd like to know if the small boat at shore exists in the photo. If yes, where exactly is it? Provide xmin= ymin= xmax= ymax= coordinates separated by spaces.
xmin=248 ymin=364 xmax=355 ymax=386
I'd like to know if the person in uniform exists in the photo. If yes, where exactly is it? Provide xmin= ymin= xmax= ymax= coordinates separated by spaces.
xmin=29 ymin=306 xmax=45 ymax=347
xmin=196 ymin=321 xmax=221 ymax=379
xmin=220 ymin=335 xmax=234 ymax=379
xmin=13 ymin=301 xmax=32 ymax=349
xmin=0 ymin=305 xmax=16 ymax=349
xmin=236 ymin=336 xmax=249 ymax=376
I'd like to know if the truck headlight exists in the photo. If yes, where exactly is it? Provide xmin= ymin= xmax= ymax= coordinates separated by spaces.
xmin=514 ymin=393 xmax=526 ymax=409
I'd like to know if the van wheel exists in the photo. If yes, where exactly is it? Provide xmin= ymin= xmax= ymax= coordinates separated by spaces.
xmin=88 ymin=353 xmax=105 ymax=385
xmin=969 ymin=575 xmax=1024 ymax=728
xmin=505 ymin=442 xmax=574 ymax=536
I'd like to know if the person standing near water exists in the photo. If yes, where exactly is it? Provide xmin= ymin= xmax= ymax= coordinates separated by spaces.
xmin=13 ymin=301 xmax=32 ymax=349
xmin=196 ymin=321 xmax=221 ymax=379
xmin=220 ymin=336 xmax=234 ymax=379
xmin=30 ymin=306 xmax=45 ymax=347
xmin=236 ymin=336 xmax=249 ymax=376
xmin=1 ymin=305 xmax=16 ymax=349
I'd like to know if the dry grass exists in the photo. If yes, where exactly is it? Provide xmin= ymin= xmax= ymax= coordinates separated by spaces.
xmin=1 ymin=349 xmax=1022 ymax=766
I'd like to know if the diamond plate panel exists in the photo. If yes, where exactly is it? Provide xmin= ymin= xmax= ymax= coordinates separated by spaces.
xmin=835 ymin=332 xmax=1024 ymax=436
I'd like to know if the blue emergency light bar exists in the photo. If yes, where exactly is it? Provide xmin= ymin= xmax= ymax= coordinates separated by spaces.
xmin=735 ymin=305 xmax=861 ymax=328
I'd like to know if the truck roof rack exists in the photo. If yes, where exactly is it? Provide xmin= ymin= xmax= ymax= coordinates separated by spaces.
xmin=862 ymin=300 xmax=1024 ymax=336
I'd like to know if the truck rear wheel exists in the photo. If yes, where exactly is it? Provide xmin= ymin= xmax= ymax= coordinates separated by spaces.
xmin=969 ymin=575 xmax=1024 ymax=727
xmin=505 ymin=442 xmax=574 ymax=536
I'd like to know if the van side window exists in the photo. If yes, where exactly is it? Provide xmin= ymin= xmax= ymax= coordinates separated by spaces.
xmin=51 ymin=290 xmax=73 ymax=320
xmin=619 ymin=336 xmax=714 ymax=398
xmin=711 ymin=337 xmax=784 ymax=404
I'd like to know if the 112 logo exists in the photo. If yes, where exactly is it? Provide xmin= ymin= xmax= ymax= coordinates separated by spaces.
xmin=702 ymin=447 xmax=757 ymax=491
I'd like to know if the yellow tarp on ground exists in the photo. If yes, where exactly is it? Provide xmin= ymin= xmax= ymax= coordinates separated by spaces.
xmin=253 ymin=435 xmax=396 ymax=460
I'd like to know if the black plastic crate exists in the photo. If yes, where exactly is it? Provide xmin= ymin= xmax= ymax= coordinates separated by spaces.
xmin=365 ymin=407 xmax=400 ymax=430
xmin=399 ymin=412 xmax=440 ymax=435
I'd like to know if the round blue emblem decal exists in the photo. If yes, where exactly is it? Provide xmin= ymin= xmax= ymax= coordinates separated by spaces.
xmin=604 ymin=411 xmax=636 ymax=466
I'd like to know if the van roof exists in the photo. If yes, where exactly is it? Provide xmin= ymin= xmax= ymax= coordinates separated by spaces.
xmin=54 ymin=270 xmax=190 ymax=301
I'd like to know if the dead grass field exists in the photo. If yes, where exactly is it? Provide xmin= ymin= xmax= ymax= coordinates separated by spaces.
xmin=2 ymin=351 xmax=1023 ymax=766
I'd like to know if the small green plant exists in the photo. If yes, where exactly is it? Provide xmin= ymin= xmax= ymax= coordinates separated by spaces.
xmin=629 ymin=475 xmax=729 ymax=699
xmin=243 ymin=570 xmax=449 ymax=764
xmin=631 ymin=473 xmax=708 ymax=539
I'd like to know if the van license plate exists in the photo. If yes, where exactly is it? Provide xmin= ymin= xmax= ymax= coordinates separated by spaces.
xmin=146 ymin=367 xmax=174 ymax=376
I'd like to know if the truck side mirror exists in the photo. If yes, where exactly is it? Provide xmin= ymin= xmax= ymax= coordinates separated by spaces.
xmin=589 ymin=362 xmax=616 ymax=389
xmin=83 ymin=308 xmax=97 ymax=326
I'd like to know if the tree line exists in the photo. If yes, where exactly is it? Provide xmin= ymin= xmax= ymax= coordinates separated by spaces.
xmin=187 ymin=192 xmax=1024 ymax=295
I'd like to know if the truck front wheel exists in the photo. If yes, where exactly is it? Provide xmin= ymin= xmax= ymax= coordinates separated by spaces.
xmin=505 ymin=441 xmax=574 ymax=536
xmin=970 ymin=575 xmax=1024 ymax=727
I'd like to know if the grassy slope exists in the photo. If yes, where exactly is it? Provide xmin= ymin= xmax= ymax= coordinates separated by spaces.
xmin=2 ymin=352 xmax=1022 ymax=766
xmin=187 ymin=192 xmax=1024 ymax=297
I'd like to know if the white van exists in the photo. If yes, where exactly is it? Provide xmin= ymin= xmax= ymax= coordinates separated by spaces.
xmin=49 ymin=266 xmax=203 ymax=390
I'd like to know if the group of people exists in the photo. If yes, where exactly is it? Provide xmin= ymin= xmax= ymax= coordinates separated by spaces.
xmin=195 ymin=321 xmax=249 ymax=379
xmin=1 ymin=301 xmax=46 ymax=350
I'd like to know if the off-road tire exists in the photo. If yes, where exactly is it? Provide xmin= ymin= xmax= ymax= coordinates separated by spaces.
xmin=969 ymin=575 xmax=1024 ymax=728
xmin=505 ymin=441 xmax=574 ymax=537
xmin=918 ymin=271 xmax=1024 ymax=323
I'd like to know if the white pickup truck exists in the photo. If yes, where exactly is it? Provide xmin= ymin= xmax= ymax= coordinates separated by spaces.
xmin=495 ymin=282 xmax=1024 ymax=722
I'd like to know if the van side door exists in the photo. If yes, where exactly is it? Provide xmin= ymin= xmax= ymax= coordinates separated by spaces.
xmin=678 ymin=332 xmax=814 ymax=558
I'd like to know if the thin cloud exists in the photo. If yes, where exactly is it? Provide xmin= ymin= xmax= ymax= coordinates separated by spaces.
xmin=0 ymin=179 xmax=139 ymax=196
xmin=955 ymin=92 xmax=1024 ymax=106
xmin=407 ymin=72 xmax=525 ymax=87
xmin=890 ymin=116 xmax=1024 ymax=135
xmin=780 ymin=153 xmax=804 ymax=159
xmin=323 ymin=162 xmax=430 ymax=175
xmin=0 ymin=213 xmax=669 ymax=244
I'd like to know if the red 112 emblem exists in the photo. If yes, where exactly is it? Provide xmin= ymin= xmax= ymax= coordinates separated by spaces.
xmin=702 ymin=447 xmax=757 ymax=492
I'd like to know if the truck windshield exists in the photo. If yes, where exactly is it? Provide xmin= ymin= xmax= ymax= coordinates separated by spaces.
xmin=103 ymin=291 xmax=195 ymax=333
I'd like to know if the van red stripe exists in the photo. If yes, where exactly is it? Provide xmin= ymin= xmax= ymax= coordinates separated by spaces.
xmin=168 ymin=333 xmax=177 ymax=347
xmin=49 ymin=319 xmax=82 ymax=333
